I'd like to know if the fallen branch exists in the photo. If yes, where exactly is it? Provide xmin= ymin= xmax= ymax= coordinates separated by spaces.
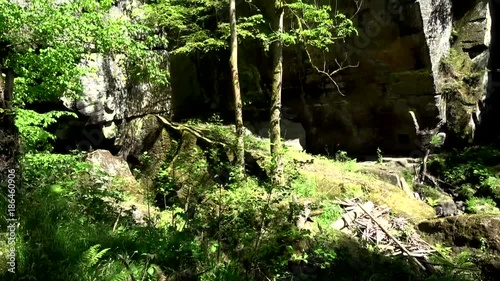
xmin=332 ymin=201 xmax=374 ymax=230
xmin=156 ymin=115 xmax=226 ymax=147
xmin=309 ymin=209 xmax=324 ymax=217
xmin=357 ymin=203 xmax=427 ymax=271
xmin=112 ymin=208 xmax=122 ymax=233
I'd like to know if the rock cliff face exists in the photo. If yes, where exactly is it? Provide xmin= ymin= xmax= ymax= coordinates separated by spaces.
xmin=66 ymin=0 xmax=495 ymax=158
xmin=285 ymin=0 xmax=493 ymax=155
xmin=60 ymin=1 xmax=171 ymax=156
xmin=282 ymin=0 xmax=447 ymax=156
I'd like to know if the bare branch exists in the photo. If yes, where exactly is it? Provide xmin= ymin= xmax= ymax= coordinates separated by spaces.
xmin=408 ymin=110 xmax=420 ymax=133
xmin=304 ymin=47 xmax=358 ymax=96
xmin=351 ymin=0 xmax=364 ymax=19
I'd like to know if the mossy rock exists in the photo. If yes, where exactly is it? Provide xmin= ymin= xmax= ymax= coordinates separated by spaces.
xmin=440 ymin=48 xmax=484 ymax=146
xmin=117 ymin=114 xmax=169 ymax=160
xmin=366 ymin=181 xmax=435 ymax=223
xmin=298 ymin=156 xmax=435 ymax=223
xmin=418 ymin=215 xmax=500 ymax=252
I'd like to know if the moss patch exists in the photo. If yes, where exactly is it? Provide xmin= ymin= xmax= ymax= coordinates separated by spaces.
xmin=440 ymin=48 xmax=484 ymax=145
xmin=286 ymin=150 xmax=435 ymax=223
xmin=418 ymin=215 xmax=500 ymax=252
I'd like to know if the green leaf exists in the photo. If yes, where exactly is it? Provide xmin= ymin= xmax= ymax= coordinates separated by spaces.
xmin=50 ymin=184 xmax=65 ymax=194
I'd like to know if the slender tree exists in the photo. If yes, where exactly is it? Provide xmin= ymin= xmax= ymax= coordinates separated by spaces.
xmin=0 ymin=65 xmax=18 ymax=172
xmin=270 ymin=1 xmax=285 ymax=186
xmin=229 ymin=0 xmax=245 ymax=177
xmin=265 ymin=0 xmax=357 ymax=186
xmin=146 ymin=0 xmax=357 ymax=186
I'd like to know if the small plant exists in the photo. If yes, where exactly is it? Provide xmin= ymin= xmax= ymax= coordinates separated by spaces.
xmin=312 ymin=247 xmax=337 ymax=269
xmin=426 ymin=197 xmax=439 ymax=207
xmin=430 ymin=134 xmax=445 ymax=147
xmin=317 ymin=201 xmax=342 ymax=227
xmin=335 ymin=150 xmax=350 ymax=162
xmin=466 ymin=197 xmax=500 ymax=214
xmin=81 ymin=244 xmax=111 ymax=269
xmin=208 ymin=113 xmax=223 ymax=125
xmin=480 ymin=237 xmax=488 ymax=252
xmin=435 ymin=243 xmax=452 ymax=258
xmin=402 ymin=170 xmax=414 ymax=185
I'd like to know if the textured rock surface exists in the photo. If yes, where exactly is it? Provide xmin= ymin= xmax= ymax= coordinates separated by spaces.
xmin=168 ymin=0 xmax=495 ymax=156
xmin=418 ymin=215 xmax=500 ymax=251
xmin=418 ymin=214 xmax=500 ymax=280
xmin=244 ymin=119 xmax=306 ymax=150
xmin=284 ymin=0 xmax=444 ymax=155
xmin=64 ymin=0 xmax=494 ymax=158
xmin=169 ymin=0 xmax=462 ymax=155
xmin=440 ymin=0 xmax=492 ymax=147
xmin=116 ymin=115 xmax=171 ymax=165
xmin=65 ymin=52 xmax=171 ymax=127
xmin=86 ymin=149 xmax=136 ymax=181
xmin=418 ymin=0 xmax=453 ymax=84
xmin=477 ymin=0 xmax=500 ymax=143
xmin=60 ymin=0 xmax=171 ymax=157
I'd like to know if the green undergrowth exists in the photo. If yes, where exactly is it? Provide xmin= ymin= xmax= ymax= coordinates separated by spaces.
xmin=428 ymin=145 xmax=500 ymax=214
xmin=0 ymin=122 xmax=487 ymax=280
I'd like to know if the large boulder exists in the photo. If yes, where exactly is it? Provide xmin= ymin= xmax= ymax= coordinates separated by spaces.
xmin=244 ymin=118 xmax=306 ymax=150
xmin=418 ymin=215 xmax=500 ymax=251
xmin=418 ymin=214 xmax=500 ymax=279
xmin=86 ymin=149 xmax=137 ymax=184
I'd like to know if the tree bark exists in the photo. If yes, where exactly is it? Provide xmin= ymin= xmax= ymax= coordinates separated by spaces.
xmin=0 ymin=65 xmax=19 ymax=185
xmin=0 ymin=65 xmax=4 ymax=108
xmin=270 ymin=1 xmax=284 ymax=186
xmin=229 ymin=0 xmax=245 ymax=177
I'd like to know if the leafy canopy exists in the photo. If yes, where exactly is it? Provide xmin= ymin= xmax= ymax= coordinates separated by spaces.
xmin=145 ymin=0 xmax=357 ymax=53
xmin=0 ymin=0 xmax=167 ymax=151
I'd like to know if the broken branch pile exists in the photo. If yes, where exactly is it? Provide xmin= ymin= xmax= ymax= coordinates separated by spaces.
xmin=332 ymin=198 xmax=435 ymax=270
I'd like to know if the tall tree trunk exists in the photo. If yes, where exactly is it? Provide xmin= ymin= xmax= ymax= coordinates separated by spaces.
xmin=0 ymin=65 xmax=19 ymax=203
xmin=230 ymin=0 xmax=245 ymax=177
xmin=270 ymin=1 xmax=284 ymax=186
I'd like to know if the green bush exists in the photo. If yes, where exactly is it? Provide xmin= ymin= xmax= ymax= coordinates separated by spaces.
xmin=466 ymin=197 xmax=500 ymax=215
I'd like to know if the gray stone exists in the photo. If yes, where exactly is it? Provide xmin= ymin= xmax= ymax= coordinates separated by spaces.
xmin=60 ymin=0 xmax=171 ymax=157
xmin=244 ymin=119 xmax=306 ymax=150
xmin=86 ymin=149 xmax=136 ymax=181
xmin=454 ymin=0 xmax=491 ymax=56
xmin=64 ymin=53 xmax=171 ymax=126
xmin=418 ymin=0 xmax=453 ymax=84
xmin=434 ymin=200 xmax=459 ymax=217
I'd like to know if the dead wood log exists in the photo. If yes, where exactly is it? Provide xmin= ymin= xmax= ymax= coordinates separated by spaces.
xmin=331 ymin=201 xmax=374 ymax=230
xmin=309 ymin=209 xmax=324 ymax=217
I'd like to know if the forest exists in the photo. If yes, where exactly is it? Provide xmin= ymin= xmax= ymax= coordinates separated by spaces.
xmin=1 ymin=0 xmax=500 ymax=280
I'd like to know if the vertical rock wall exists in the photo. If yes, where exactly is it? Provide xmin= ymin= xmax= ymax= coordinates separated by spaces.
xmin=442 ymin=0 xmax=493 ymax=146
xmin=61 ymin=0 xmax=172 ymax=156
xmin=65 ymin=0 xmax=495 ymax=157
xmin=282 ymin=0 xmax=445 ymax=155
